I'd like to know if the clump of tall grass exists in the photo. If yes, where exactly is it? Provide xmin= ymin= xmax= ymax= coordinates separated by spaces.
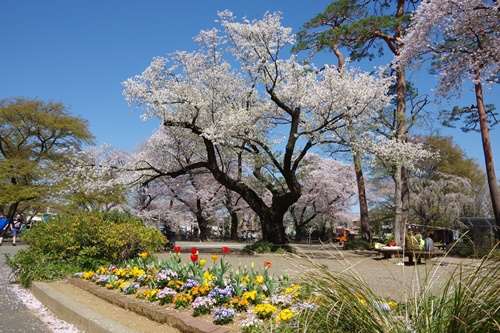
xmin=293 ymin=248 xmax=499 ymax=333
xmin=410 ymin=251 xmax=500 ymax=333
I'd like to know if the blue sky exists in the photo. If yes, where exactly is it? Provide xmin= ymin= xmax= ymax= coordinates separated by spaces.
xmin=1 ymin=0 xmax=498 ymax=172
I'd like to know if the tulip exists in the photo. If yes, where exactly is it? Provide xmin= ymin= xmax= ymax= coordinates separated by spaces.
xmin=190 ymin=247 xmax=198 ymax=255
xmin=174 ymin=246 xmax=181 ymax=254
xmin=190 ymin=254 xmax=199 ymax=262
xmin=199 ymin=258 xmax=206 ymax=266
xmin=222 ymin=246 xmax=229 ymax=254
xmin=211 ymin=254 xmax=218 ymax=261
xmin=264 ymin=261 xmax=272 ymax=268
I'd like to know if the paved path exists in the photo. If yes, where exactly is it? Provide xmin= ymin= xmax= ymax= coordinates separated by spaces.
xmin=0 ymin=242 xmax=53 ymax=333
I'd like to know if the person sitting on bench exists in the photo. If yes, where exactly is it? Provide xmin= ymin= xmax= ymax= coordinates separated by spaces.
xmin=424 ymin=230 xmax=435 ymax=252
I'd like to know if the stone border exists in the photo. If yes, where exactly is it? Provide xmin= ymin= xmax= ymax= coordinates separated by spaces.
xmin=31 ymin=281 xmax=138 ymax=333
xmin=68 ymin=278 xmax=230 ymax=333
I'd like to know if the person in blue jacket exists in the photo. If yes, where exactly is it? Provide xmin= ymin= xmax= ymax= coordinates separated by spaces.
xmin=0 ymin=212 xmax=9 ymax=245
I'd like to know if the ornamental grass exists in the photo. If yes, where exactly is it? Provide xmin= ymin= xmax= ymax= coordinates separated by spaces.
xmin=293 ymin=247 xmax=500 ymax=333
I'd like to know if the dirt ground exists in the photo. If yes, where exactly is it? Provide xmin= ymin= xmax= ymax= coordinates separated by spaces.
xmin=45 ymin=243 xmax=483 ymax=332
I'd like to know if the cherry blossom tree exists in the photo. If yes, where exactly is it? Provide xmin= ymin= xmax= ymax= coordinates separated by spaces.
xmin=289 ymin=154 xmax=357 ymax=242
xmin=130 ymin=128 xmax=227 ymax=240
xmin=123 ymin=11 xmax=394 ymax=244
xmin=61 ymin=143 xmax=130 ymax=212
xmin=397 ymin=0 xmax=500 ymax=234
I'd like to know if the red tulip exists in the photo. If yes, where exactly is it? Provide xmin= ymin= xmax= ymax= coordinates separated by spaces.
xmin=222 ymin=246 xmax=229 ymax=254
xmin=174 ymin=246 xmax=181 ymax=253
xmin=264 ymin=261 xmax=272 ymax=268
xmin=190 ymin=247 xmax=198 ymax=255
xmin=190 ymin=254 xmax=199 ymax=262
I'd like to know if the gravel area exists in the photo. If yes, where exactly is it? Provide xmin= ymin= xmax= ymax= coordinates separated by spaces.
xmin=157 ymin=241 xmax=481 ymax=302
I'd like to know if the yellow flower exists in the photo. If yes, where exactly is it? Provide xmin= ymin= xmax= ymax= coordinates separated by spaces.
xmin=203 ymin=271 xmax=214 ymax=281
xmin=199 ymin=258 xmax=207 ymax=266
xmin=276 ymin=309 xmax=296 ymax=322
xmin=119 ymin=282 xmax=130 ymax=290
xmin=388 ymin=301 xmax=398 ymax=308
xmin=140 ymin=252 xmax=148 ymax=259
xmin=255 ymin=275 xmax=264 ymax=285
xmin=254 ymin=303 xmax=277 ymax=319
xmin=211 ymin=254 xmax=218 ymax=261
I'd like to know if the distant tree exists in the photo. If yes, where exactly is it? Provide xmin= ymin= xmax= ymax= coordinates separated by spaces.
xmin=397 ymin=0 xmax=500 ymax=234
xmin=410 ymin=172 xmax=475 ymax=229
xmin=122 ymin=12 xmax=394 ymax=244
xmin=0 ymin=97 xmax=94 ymax=219
xmin=131 ymin=128 xmax=226 ymax=241
xmin=418 ymin=135 xmax=488 ymax=216
xmin=62 ymin=144 xmax=130 ymax=212
xmin=289 ymin=155 xmax=357 ymax=242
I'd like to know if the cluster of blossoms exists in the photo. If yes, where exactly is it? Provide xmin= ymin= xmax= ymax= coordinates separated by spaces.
xmin=79 ymin=247 xmax=397 ymax=329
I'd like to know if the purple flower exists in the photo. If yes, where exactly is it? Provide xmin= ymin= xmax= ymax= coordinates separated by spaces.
xmin=181 ymin=279 xmax=199 ymax=290
xmin=212 ymin=307 xmax=235 ymax=324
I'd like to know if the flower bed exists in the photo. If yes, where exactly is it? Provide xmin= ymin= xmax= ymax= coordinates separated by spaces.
xmin=76 ymin=247 xmax=398 ymax=332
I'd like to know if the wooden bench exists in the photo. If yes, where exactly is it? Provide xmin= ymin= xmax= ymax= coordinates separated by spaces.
xmin=376 ymin=248 xmax=445 ymax=264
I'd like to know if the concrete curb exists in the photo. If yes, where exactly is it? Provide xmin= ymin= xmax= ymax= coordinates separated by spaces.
xmin=31 ymin=281 xmax=139 ymax=333
xmin=67 ymin=278 xmax=231 ymax=333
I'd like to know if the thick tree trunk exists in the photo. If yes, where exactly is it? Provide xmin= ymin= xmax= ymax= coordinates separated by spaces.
xmin=475 ymin=81 xmax=500 ymax=236
xmin=229 ymin=211 xmax=239 ymax=240
xmin=258 ymin=208 xmax=288 ymax=244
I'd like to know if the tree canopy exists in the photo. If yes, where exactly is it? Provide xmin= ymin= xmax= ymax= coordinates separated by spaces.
xmin=0 ymin=97 xmax=94 ymax=219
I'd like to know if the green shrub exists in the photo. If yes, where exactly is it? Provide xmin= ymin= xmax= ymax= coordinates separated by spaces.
xmin=242 ymin=240 xmax=297 ymax=254
xmin=5 ymin=250 xmax=78 ymax=288
xmin=7 ymin=211 xmax=165 ymax=287
xmin=343 ymin=238 xmax=371 ymax=250
xmin=447 ymin=243 xmax=474 ymax=258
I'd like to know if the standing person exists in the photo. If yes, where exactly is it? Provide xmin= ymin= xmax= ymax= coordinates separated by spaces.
xmin=10 ymin=214 xmax=23 ymax=246
xmin=0 ymin=213 xmax=9 ymax=245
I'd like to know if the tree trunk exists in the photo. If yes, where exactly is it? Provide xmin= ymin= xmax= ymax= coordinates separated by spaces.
xmin=475 ymin=81 xmax=500 ymax=237
xmin=353 ymin=151 xmax=371 ymax=242
xmin=229 ymin=211 xmax=239 ymax=240
xmin=394 ymin=61 xmax=408 ymax=245
xmin=259 ymin=209 xmax=288 ymax=244
xmin=393 ymin=165 xmax=404 ymax=245
xmin=195 ymin=199 xmax=209 ymax=241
